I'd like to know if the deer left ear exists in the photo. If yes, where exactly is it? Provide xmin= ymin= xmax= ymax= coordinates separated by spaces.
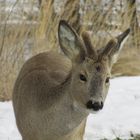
xmin=101 ymin=28 xmax=130 ymax=65
xmin=58 ymin=20 xmax=86 ymax=63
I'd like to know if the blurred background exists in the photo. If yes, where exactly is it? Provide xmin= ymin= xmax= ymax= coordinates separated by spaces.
xmin=0 ymin=1 xmax=140 ymax=140
xmin=0 ymin=0 xmax=140 ymax=101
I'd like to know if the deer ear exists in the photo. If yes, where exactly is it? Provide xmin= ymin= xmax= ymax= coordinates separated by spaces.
xmin=101 ymin=28 xmax=130 ymax=65
xmin=58 ymin=20 xmax=86 ymax=63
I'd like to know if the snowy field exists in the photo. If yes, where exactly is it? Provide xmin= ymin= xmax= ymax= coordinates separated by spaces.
xmin=0 ymin=76 xmax=140 ymax=140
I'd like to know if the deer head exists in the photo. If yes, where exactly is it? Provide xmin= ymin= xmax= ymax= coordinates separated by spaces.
xmin=58 ymin=20 xmax=130 ymax=112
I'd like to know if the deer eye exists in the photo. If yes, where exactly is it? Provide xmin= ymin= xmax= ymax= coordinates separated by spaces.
xmin=79 ymin=74 xmax=87 ymax=82
xmin=96 ymin=66 xmax=101 ymax=72
xmin=105 ymin=77 xmax=110 ymax=84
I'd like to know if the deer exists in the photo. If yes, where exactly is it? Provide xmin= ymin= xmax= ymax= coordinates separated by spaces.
xmin=12 ymin=20 xmax=130 ymax=140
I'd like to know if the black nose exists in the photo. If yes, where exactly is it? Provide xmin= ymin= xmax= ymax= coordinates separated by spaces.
xmin=86 ymin=100 xmax=103 ymax=111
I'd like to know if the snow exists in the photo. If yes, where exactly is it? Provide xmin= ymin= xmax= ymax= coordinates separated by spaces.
xmin=85 ymin=77 xmax=140 ymax=140
xmin=0 ymin=102 xmax=21 ymax=140
xmin=0 ymin=76 xmax=140 ymax=140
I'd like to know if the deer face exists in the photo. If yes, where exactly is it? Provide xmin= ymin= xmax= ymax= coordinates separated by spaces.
xmin=69 ymin=57 xmax=110 ymax=112
xmin=58 ymin=20 xmax=130 ymax=112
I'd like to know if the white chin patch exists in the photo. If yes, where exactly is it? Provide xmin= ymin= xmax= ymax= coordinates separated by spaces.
xmin=87 ymin=109 xmax=101 ymax=114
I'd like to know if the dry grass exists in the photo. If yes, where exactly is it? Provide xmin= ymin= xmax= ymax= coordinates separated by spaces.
xmin=112 ymin=47 xmax=140 ymax=77
xmin=0 ymin=0 xmax=140 ymax=101
xmin=0 ymin=0 xmax=39 ymax=100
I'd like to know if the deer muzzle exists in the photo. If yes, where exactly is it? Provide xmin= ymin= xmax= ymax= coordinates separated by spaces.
xmin=86 ymin=100 xmax=104 ymax=111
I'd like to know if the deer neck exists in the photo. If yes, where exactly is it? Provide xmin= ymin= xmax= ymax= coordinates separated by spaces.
xmin=54 ymin=73 xmax=88 ymax=130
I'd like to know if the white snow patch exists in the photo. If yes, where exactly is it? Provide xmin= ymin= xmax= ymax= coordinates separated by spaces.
xmin=85 ymin=77 xmax=140 ymax=140
xmin=0 ymin=77 xmax=140 ymax=140
xmin=0 ymin=102 xmax=21 ymax=140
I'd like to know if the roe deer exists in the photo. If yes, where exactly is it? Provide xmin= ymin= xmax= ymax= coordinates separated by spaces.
xmin=12 ymin=20 xmax=130 ymax=140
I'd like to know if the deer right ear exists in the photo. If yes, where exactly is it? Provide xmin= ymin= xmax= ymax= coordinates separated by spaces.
xmin=58 ymin=20 xmax=86 ymax=63
xmin=100 ymin=28 xmax=130 ymax=65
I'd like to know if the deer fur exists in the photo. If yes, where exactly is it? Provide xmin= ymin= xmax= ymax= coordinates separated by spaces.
xmin=12 ymin=20 xmax=130 ymax=140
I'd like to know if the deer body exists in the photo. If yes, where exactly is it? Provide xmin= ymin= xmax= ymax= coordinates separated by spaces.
xmin=13 ymin=51 xmax=87 ymax=140
xmin=13 ymin=20 xmax=130 ymax=140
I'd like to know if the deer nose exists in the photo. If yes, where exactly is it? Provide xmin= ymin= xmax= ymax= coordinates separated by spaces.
xmin=86 ymin=100 xmax=103 ymax=111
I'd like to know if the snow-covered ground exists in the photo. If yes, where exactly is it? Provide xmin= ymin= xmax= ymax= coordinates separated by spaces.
xmin=85 ymin=76 xmax=140 ymax=140
xmin=0 ymin=76 xmax=140 ymax=140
